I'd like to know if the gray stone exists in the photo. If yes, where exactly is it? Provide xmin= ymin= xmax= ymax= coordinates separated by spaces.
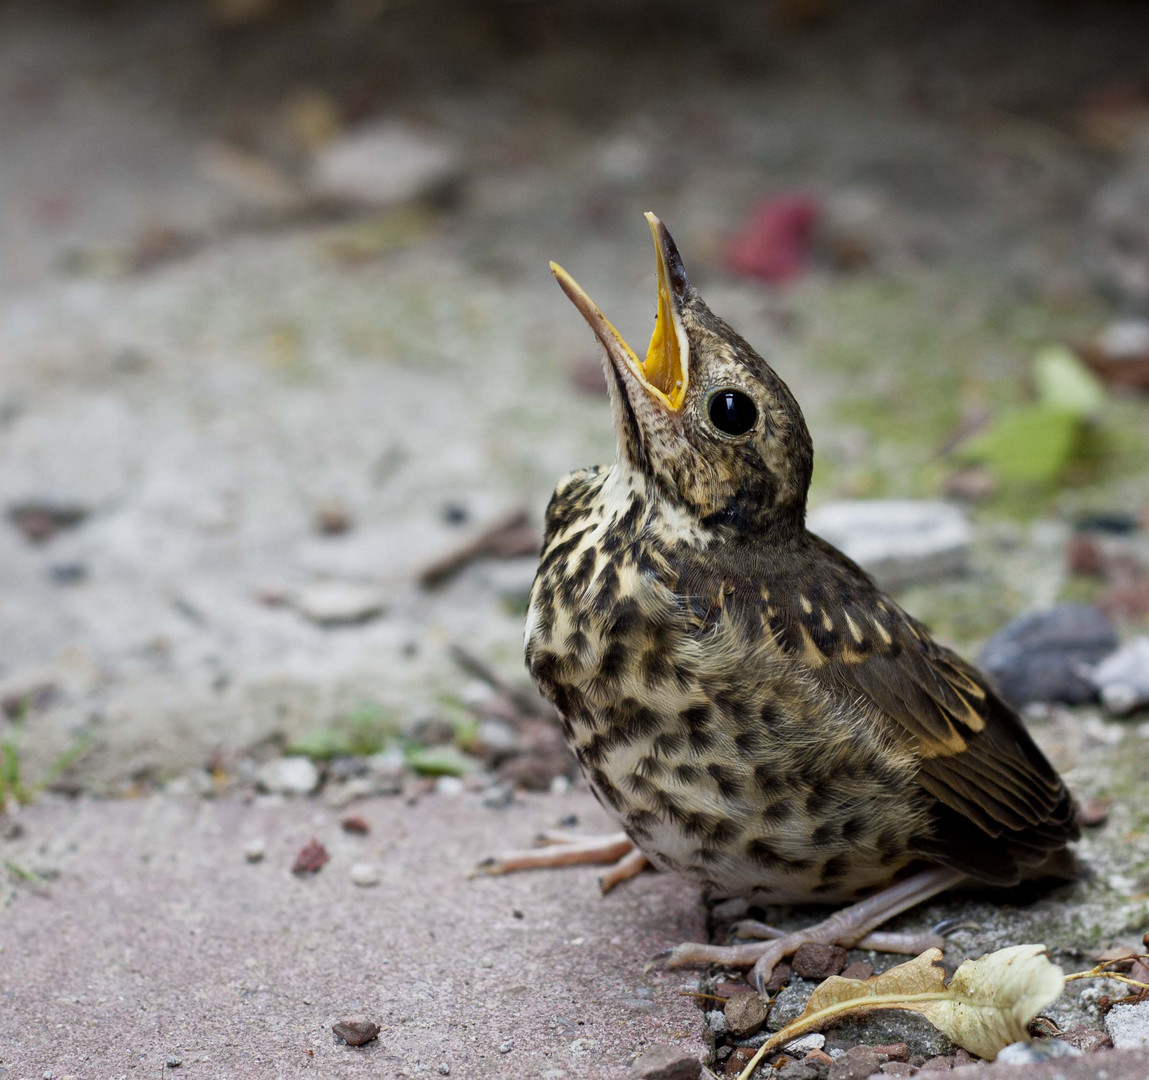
xmin=766 ymin=979 xmax=818 ymax=1032
xmin=807 ymin=500 xmax=971 ymax=589
xmin=977 ymin=604 xmax=1118 ymax=706
xmin=1106 ymin=1000 xmax=1149 ymax=1049
xmin=293 ymin=582 xmax=386 ymax=626
xmin=705 ymin=1008 xmax=727 ymax=1034
xmin=780 ymin=1062 xmax=830 ymax=1080
xmin=628 ymin=1044 xmax=701 ymax=1080
xmin=1090 ymin=638 xmax=1149 ymax=715
xmin=310 ymin=121 xmax=461 ymax=207
xmin=829 ymin=1046 xmax=882 ymax=1080
xmin=256 ymin=756 xmax=320 ymax=796
xmin=996 ymin=1039 xmax=1081 ymax=1062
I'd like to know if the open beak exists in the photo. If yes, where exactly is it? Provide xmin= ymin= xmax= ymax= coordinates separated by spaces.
xmin=550 ymin=212 xmax=689 ymax=411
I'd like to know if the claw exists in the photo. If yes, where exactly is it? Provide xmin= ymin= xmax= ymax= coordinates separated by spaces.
xmin=931 ymin=917 xmax=981 ymax=936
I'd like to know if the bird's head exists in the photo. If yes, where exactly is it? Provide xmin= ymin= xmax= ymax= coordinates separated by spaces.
xmin=551 ymin=214 xmax=813 ymax=537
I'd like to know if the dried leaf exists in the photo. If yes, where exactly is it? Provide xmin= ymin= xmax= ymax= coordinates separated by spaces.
xmin=735 ymin=946 xmax=1063 ymax=1080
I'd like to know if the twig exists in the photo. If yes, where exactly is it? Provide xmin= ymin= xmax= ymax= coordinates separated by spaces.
xmin=418 ymin=507 xmax=538 ymax=588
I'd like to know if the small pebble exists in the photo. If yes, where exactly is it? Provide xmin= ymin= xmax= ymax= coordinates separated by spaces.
xmin=257 ymin=756 xmax=320 ymax=796
xmin=629 ymin=1043 xmax=702 ymax=1079
xmin=292 ymin=838 xmax=330 ymax=876
xmin=791 ymin=942 xmax=849 ymax=979
xmin=332 ymin=1014 xmax=380 ymax=1046
xmin=724 ymin=992 xmax=768 ymax=1037
xmin=706 ymin=1008 xmax=727 ymax=1035
xmin=165 ymin=1055 xmax=182 ymax=1069
xmin=243 ymin=838 xmax=266 ymax=863
xmin=340 ymin=815 xmax=370 ymax=835
xmin=783 ymin=1034 xmax=826 ymax=1054
xmin=498 ymin=1040 xmax=514 ymax=1053
xmin=435 ymin=775 xmax=464 ymax=797
xmin=437 ymin=1065 xmax=450 ymax=1076
xmin=829 ymin=1046 xmax=883 ymax=1080
xmin=349 ymin=862 xmax=382 ymax=887
xmin=779 ymin=1061 xmax=828 ymax=1080
xmin=870 ymin=1043 xmax=909 ymax=1062
xmin=840 ymin=962 xmax=873 ymax=981
xmin=880 ymin=1064 xmax=916 ymax=1077
xmin=996 ymin=1039 xmax=1081 ymax=1062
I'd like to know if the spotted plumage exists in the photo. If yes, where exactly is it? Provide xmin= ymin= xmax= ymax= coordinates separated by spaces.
xmin=525 ymin=215 xmax=1078 ymax=912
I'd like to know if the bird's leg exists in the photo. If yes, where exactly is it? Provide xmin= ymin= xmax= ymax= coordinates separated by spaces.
xmin=471 ymin=831 xmax=650 ymax=894
xmin=664 ymin=866 xmax=967 ymax=989
xmin=729 ymin=920 xmax=945 ymax=956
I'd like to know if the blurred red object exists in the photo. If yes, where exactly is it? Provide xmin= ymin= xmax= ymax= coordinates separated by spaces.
xmin=726 ymin=194 xmax=821 ymax=283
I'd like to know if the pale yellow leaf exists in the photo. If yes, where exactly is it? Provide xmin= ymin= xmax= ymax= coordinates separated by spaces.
xmin=735 ymin=945 xmax=1065 ymax=1080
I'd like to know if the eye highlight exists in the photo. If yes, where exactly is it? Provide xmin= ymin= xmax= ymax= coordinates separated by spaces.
xmin=708 ymin=389 xmax=758 ymax=436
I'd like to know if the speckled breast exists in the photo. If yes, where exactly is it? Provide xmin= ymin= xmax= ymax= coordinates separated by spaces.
xmin=525 ymin=466 xmax=926 ymax=903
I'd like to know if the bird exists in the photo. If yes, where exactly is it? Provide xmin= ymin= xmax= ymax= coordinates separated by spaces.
xmin=481 ymin=212 xmax=1079 ymax=990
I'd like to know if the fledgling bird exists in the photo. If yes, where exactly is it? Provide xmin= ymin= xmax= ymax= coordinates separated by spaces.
xmin=489 ymin=214 xmax=1078 ymax=988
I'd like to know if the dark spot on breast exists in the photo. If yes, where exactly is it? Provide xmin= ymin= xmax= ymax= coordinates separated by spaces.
xmin=753 ymin=764 xmax=779 ymax=790
xmin=623 ymin=771 xmax=657 ymax=797
xmin=593 ymin=642 xmax=628 ymax=688
xmin=708 ymin=818 xmax=738 ymax=845
xmin=707 ymin=763 xmax=742 ymax=801
xmin=682 ymin=811 xmax=721 ymax=838
xmin=653 ymin=789 xmax=688 ymax=824
xmin=674 ymin=762 xmax=701 ymax=784
xmin=690 ymin=846 xmax=722 ymax=864
xmin=819 ymin=854 xmax=850 ymax=882
xmin=635 ymin=755 xmax=667 ymax=779
xmin=640 ymin=648 xmax=672 ymax=687
xmin=810 ymin=821 xmax=838 ymax=847
xmin=746 ymin=837 xmax=786 ymax=868
xmin=760 ymin=800 xmax=793 ymax=825
xmin=840 ymin=813 xmax=866 ymax=842
xmin=607 ymin=596 xmax=641 ymax=638
xmin=769 ymin=614 xmax=803 ymax=655
xmin=734 ymin=728 xmax=767 ymax=755
xmin=804 ymin=790 xmax=822 ymax=816
xmin=652 ymin=731 xmax=685 ymax=756
xmin=681 ymin=712 xmax=716 ymax=754
xmin=590 ymin=769 xmax=625 ymax=812
xmin=578 ymin=733 xmax=610 ymax=768
xmin=611 ymin=698 xmax=661 ymax=745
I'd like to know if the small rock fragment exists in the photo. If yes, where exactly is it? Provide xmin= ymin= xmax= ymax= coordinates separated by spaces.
xmin=767 ymin=980 xmax=816 ymax=1032
xmin=332 ymin=1014 xmax=380 ymax=1046
xmin=1076 ymin=798 xmax=1110 ymax=828
xmin=243 ymin=838 xmax=266 ymax=863
xmin=780 ymin=1061 xmax=829 ymax=1080
xmin=628 ymin=1043 xmax=702 ymax=1080
xmin=437 ymin=1065 xmax=450 ymax=1076
xmin=314 ymin=504 xmax=353 ymax=535
xmin=349 ymin=862 xmax=382 ymax=887
xmin=292 ymin=838 xmax=329 ymax=875
xmin=1106 ymin=1000 xmax=1149 ymax=1049
xmin=257 ymin=756 xmax=320 ymax=796
xmin=340 ymin=815 xmax=370 ymax=835
xmin=917 ymin=1057 xmax=951 ymax=1071
xmin=764 ymin=961 xmax=793 ymax=992
xmin=880 ymin=1065 xmax=915 ymax=1077
xmin=706 ymin=1008 xmax=727 ymax=1035
xmin=996 ymin=1039 xmax=1081 ymax=1062
xmin=7 ymin=501 xmax=88 ymax=544
xmin=840 ymin=962 xmax=874 ymax=981
xmin=724 ymin=992 xmax=768 ymax=1038
xmin=977 ymin=604 xmax=1118 ymax=706
xmin=1089 ymin=637 xmax=1149 ymax=715
xmin=498 ymin=1041 xmax=514 ymax=1053
xmin=166 ymin=1055 xmax=182 ymax=1068
xmin=792 ymin=943 xmax=849 ymax=979
xmin=869 ymin=1044 xmax=908 ymax=1062
xmin=784 ymin=1033 xmax=826 ymax=1054
xmin=1057 ymin=1024 xmax=1113 ymax=1053
xmin=829 ymin=1046 xmax=883 ymax=1080
xmin=294 ymin=582 xmax=386 ymax=626
xmin=723 ymin=1048 xmax=756 ymax=1077
xmin=806 ymin=500 xmax=971 ymax=589
xmin=310 ymin=121 xmax=460 ymax=207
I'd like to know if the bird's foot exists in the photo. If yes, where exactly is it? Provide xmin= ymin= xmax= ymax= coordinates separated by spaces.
xmin=729 ymin=919 xmax=945 ymax=956
xmin=662 ymin=866 xmax=967 ymax=990
xmin=470 ymin=830 xmax=650 ymax=894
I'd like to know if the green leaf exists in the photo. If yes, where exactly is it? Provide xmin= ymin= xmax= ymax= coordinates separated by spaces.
xmin=1033 ymin=345 xmax=1106 ymax=417
xmin=405 ymin=744 xmax=473 ymax=777
xmin=957 ymin=404 xmax=1080 ymax=487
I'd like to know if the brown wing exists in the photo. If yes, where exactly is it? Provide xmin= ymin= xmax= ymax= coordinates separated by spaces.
xmin=790 ymin=535 xmax=1080 ymax=886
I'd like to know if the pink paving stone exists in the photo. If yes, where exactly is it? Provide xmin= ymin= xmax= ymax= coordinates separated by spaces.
xmin=0 ymin=791 xmax=709 ymax=1078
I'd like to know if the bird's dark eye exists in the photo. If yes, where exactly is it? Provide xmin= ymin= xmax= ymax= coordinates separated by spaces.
xmin=708 ymin=389 xmax=757 ymax=436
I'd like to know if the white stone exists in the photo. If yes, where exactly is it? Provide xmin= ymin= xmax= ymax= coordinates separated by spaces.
xmin=807 ymin=499 xmax=972 ymax=588
xmin=435 ymin=775 xmax=464 ymax=797
xmin=256 ymin=756 xmax=319 ymax=796
xmin=310 ymin=121 xmax=460 ymax=207
xmin=243 ymin=838 xmax=266 ymax=863
xmin=293 ymin=582 xmax=386 ymax=626
xmin=1089 ymin=637 xmax=1149 ymax=715
xmin=349 ymin=862 xmax=382 ymax=887
xmin=1107 ymin=1000 xmax=1149 ymax=1049
xmin=782 ymin=1033 xmax=825 ymax=1054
